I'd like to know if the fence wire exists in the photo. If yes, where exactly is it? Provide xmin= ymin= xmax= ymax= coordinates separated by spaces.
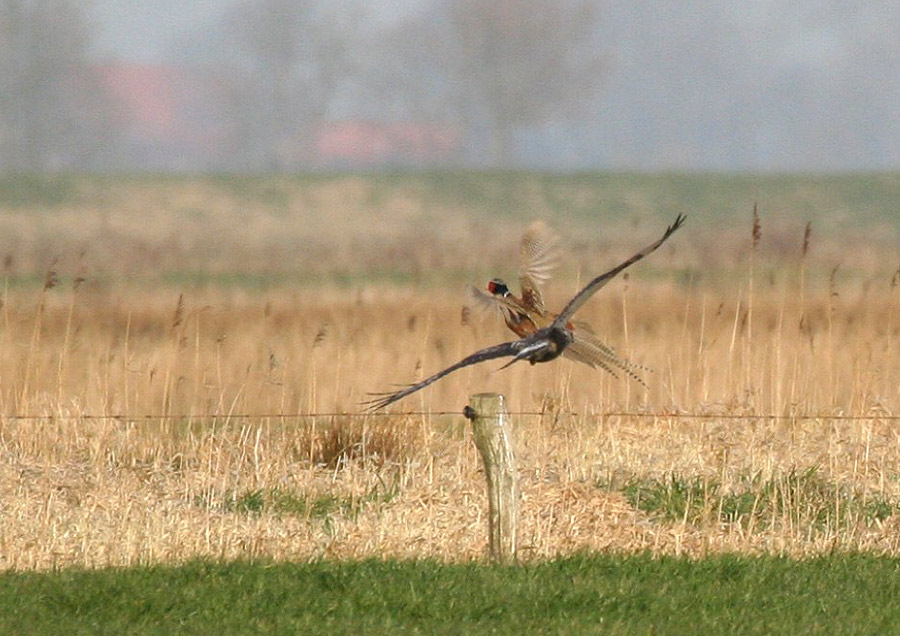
xmin=1 ymin=411 xmax=898 ymax=422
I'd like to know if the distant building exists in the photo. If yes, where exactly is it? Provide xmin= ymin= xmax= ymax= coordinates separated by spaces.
xmin=314 ymin=120 xmax=460 ymax=168
xmin=95 ymin=63 xmax=233 ymax=171
xmin=94 ymin=64 xmax=461 ymax=171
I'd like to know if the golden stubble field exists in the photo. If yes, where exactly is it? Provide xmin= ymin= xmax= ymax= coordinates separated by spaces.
xmin=1 ymin=175 xmax=899 ymax=569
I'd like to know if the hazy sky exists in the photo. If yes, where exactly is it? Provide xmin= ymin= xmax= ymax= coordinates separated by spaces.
xmin=91 ymin=0 xmax=423 ymax=62
xmin=92 ymin=0 xmax=232 ymax=61
xmin=12 ymin=1 xmax=898 ymax=171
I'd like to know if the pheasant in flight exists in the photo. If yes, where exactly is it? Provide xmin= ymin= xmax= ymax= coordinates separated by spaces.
xmin=365 ymin=214 xmax=686 ymax=410
xmin=466 ymin=219 xmax=649 ymax=386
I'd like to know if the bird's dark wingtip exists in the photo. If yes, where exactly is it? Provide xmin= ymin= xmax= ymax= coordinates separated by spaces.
xmin=361 ymin=400 xmax=397 ymax=412
xmin=654 ymin=213 xmax=687 ymax=245
xmin=361 ymin=386 xmax=418 ymax=411
xmin=360 ymin=393 xmax=396 ymax=411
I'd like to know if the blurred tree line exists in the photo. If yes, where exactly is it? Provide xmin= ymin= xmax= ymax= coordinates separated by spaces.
xmin=1 ymin=0 xmax=899 ymax=172
xmin=0 ymin=0 xmax=119 ymax=170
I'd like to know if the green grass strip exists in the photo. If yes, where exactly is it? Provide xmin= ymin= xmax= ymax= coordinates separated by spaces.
xmin=2 ymin=553 xmax=900 ymax=635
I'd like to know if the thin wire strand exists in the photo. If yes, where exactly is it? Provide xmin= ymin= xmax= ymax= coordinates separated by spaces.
xmin=1 ymin=411 xmax=898 ymax=421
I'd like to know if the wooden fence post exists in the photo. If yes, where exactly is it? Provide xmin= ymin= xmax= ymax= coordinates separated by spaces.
xmin=464 ymin=392 xmax=519 ymax=564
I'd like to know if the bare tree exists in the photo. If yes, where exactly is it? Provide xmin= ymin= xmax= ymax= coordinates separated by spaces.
xmin=444 ymin=0 xmax=604 ymax=166
xmin=0 ymin=0 xmax=118 ymax=171
xmin=355 ymin=14 xmax=457 ymax=125
xmin=222 ymin=0 xmax=361 ymax=170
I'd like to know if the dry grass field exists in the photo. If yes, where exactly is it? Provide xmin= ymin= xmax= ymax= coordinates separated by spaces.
xmin=1 ymin=173 xmax=899 ymax=570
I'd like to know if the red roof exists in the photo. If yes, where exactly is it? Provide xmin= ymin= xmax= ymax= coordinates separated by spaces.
xmin=316 ymin=121 xmax=460 ymax=164
xmin=96 ymin=64 xmax=181 ymax=139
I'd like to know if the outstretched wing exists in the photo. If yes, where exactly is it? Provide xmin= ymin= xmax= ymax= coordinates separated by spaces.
xmin=364 ymin=336 xmax=543 ymax=411
xmin=464 ymin=284 xmax=503 ymax=318
xmin=519 ymin=220 xmax=560 ymax=313
xmin=552 ymin=214 xmax=686 ymax=328
xmin=464 ymin=284 xmax=540 ymax=333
